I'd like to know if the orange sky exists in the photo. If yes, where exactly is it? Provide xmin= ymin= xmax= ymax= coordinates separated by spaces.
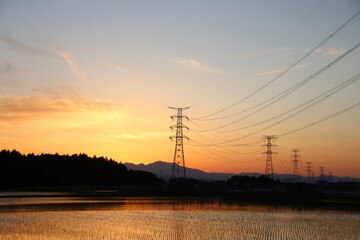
xmin=0 ymin=1 xmax=359 ymax=178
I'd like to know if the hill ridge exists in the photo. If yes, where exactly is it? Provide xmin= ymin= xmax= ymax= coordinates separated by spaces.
xmin=125 ymin=161 xmax=360 ymax=182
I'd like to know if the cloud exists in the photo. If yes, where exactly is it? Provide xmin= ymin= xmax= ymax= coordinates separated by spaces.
xmin=304 ymin=48 xmax=324 ymax=54
xmin=0 ymin=62 xmax=27 ymax=75
xmin=0 ymin=92 xmax=123 ymax=122
xmin=31 ymin=85 xmax=83 ymax=99
xmin=56 ymin=50 xmax=87 ymax=81
xmin=176 ymin=58 xmax=213 ymax=72
xmin=0 ymin=33 xmax=58 ymax=58
xmin=323 ymin=47 xmax=346 ymax=56
xmin=314 ymin=48 xmax=323 ymax=53
xmin=0 ymin=62 xmax=14 ymax=73
xmin=120 ymin=134 xmax=143 ymax=139
xmin=109 ymin=131 xmax=171 ymax=140
xmin=280 ymin=47 xmax=296 ymax=55
xmin=111 ymin=63 xmax=132 ymax=73
xmin=261 ymin=64 xmax=309 ymax=75
xmin=241 ymin=49 xmax=272 ymax=57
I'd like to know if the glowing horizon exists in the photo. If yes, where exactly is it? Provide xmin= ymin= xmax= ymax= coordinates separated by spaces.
xmin=0 ymin=1 xmax=359 ymax=178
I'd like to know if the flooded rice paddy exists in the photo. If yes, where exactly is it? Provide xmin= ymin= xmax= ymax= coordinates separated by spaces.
xmin=0 ymin=193 xmax=359 ymax=239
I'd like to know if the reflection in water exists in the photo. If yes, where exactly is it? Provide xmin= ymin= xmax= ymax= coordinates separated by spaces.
xmin=0 ymin=197 xmax=359 ymax=239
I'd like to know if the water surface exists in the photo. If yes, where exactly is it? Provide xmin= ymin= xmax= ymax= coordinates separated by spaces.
xmin=0 ymin=195 xmax=359 ymax=239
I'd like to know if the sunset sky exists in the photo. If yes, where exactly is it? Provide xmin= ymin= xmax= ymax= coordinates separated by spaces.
xmin=0 ymin=0 xmax=359 ymax=177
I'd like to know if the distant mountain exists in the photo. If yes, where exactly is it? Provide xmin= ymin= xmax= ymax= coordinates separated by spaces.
xmin=125 ymin=161 xmax=236 ymax=181
xmin=125 ymin=161 xmax=360 ymax=183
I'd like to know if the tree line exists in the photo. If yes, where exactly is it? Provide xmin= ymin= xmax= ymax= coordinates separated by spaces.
xmin=0 ymin=149 xmax=161 ymax=188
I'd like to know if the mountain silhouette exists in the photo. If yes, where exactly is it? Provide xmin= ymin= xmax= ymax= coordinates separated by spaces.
xmin=124 ymin=161 xmax=237 ymax=181
xmin=125 ymin=161 xmax=360 ymax=182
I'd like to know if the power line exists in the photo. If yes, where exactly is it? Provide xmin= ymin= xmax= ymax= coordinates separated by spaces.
xmin=190 ymin=137 xmax=261 ymax=155
xmin=192 ymin=10 xmax=360 ymax=121
xmin=217 ymin=72 xmax=360 ymax=133
xmin=273 ymin=154 xmax=291 ymax=175
xmin=189 ymin=132 xmax=260 ymax=155
xmin=277 ymin=152 xmax=293 ymax=174
xmin=278 ymin=101 xmax=360 ymax=138
xmin=188 ymin=121 xmax=262 ymax=151
xmin=187 ymin=146 xmax=263 ymax=164
xmin=187 ymin=0 xmax=326 ymax=108
xmin=190 ymin=41 xmax=360 ymax=132
xmin=188 ymin=119 xmax=229 ymax=141
xmin=189 ymin=138 xmax=262 ymax=147
xmin=193 ymin=99 xmax=360 ymax=147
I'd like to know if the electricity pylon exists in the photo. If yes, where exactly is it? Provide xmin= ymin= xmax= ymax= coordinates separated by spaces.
xmin=306 ymin=162 xmax=312 ymax=177
xmin=306 ymin=161 xmax=312 ymax=183
xmin=169 ymin=107 xmax=189 ymax=179
xmin=262 ymin=135 xmax=277 ymax=178
xmin=292 ymin=149 xmax=301 ymax=183
xmin=320 ymin=167 xmax=325 ymax=181
xmin=329 ymin=171 xmax=333 ymax=182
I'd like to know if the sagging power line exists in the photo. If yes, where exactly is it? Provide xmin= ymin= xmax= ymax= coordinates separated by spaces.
xmin=217 ymin=72 xmax=360 ymax=133
xmin=192 ymin=10 xmax=360 ymax=121
xmin=190 ymin=41 xmax=360 ymax=133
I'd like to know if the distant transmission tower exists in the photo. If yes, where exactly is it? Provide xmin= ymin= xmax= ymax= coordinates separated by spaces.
xmin=262 ymin=135 xmax=277 ymax=178
xmin=320 ymin=167 xmax=325 ymax=182
xmin=169 ymin=107 xmax=189 ymax=179
xmin=306 ymin=161 xmax=312 ymax=182
xmin=292 ymin=149 xmax=301 ymax=183
xmin=329 ymin=171 xmax=333 ymax=182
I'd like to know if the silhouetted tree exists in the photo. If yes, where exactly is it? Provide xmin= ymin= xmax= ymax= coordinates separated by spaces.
xmin=0 ymin=149 xmax=160 ymax=188
xmin=228 ymin=175 xmax=277 ymax=189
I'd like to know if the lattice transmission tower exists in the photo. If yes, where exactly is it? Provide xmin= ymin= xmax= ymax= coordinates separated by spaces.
xmin=329 ymin=171 xmax=333 ymax=182
xmin=306 ymin=162 xmax=312 ymax=177
xmin=292 ymin=149 xmax=301 ymax=183
xmin=306 ymin=161 xmax=313 ymax=183
xmin=262 ymin=135 xmax=277 ymax=178
xmin=169 ymin=107 xmax=189 ymax=179
xmin=320 ymin=167 xmax=325 ymax=181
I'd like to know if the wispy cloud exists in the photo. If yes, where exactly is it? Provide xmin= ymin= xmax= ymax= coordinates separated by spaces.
xmin=118 ymin=134 xmax=143 ymax=139
xmin=304 ymin=47 xmax=346 ymax=56
xmin=56 ymin=50 xmax=87 ymax=81
xmin=176 ymin=58 xmax=214 ymax=72
xmin=323 ymin=47 xmax=346 ymax=56
xmin=109 ymin=131 xmax=171 ymax=140
xmin=241 ymin=49 xmax=272 ymax=57
xmin=280 ymin=47 xmax=296 ymax=55
xmin=261 ymin=64 xmax=309 ymax=75
xmin=304 ymin=48 xmax=324 ymax=54
xmin=0 ymin=62 xmax=27 ymax=75
xmin=111 ymin=63 xmax=133 ymax=73
xmin=0 ymin=91 xmax=123 ymax=122
xmin=31 ymin=85 xmax=83 ymax=99
xmin=0 ymin=33 xmax=57 ymax=58
xmin=0 ymin=62 xmax=14 ymax=73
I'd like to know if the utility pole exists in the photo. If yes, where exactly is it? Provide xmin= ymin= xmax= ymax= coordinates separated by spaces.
xmin=320 ymin=167 xmax=325 ymax=182
xmin=306 ymin=161 xmax=312 ymax=183
xmin=292 ymin=149 xmax=301 ymax=183
xmin=169 ymin=107 xmax=189 ymax=179
xmin=262 ymin=135 xmax=277 ymax=179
